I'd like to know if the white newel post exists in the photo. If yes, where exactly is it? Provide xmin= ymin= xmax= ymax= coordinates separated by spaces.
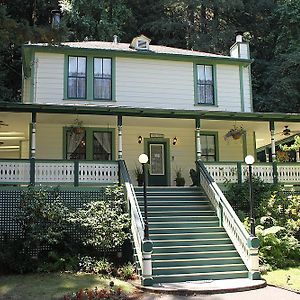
xmin=247 ymin=236 xmax=261 ymax=279
xmin=195 ymin=118 xmax=202 ymax=161
xmin=117 ymin=115 xmax=123 ymax=159
xmin=142 ymin=239 xmax=153 ymax=286
xmin=30 ymin=112 xmax=37 ymax=185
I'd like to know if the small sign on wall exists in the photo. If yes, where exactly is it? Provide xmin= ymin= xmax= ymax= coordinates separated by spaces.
xmin=150 ymin=133 xmax=165 ymax=138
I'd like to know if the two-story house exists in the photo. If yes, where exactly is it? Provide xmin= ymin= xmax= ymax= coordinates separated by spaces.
xmin=0 ymin=34 xmax=299 ymax=286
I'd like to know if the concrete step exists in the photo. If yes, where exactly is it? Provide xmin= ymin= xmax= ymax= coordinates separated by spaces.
xmin=151 ymin=270 xmax=249 ymax=284
xmin=153 ymin=243 xmax=236 ymax=253
xmin=152 ymin=249 xmax=239 ymax=260
xmin=153 ymin=263 xmax=247 ymax=276
xmin=152 ymin=257 xmax=244 ymax=268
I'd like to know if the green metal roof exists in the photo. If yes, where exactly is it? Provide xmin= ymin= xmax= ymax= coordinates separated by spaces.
xmin=0 ymin=102 xmax=299 ymax=122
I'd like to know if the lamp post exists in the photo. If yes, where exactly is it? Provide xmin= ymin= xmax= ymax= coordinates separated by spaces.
xmin=245 ymin=155 xmax=255 ymax=236
xmin=139 ymin=153 xmax=149 ymax=239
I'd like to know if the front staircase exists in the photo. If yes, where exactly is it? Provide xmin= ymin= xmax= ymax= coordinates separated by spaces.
xmin=135 ymin=187 xmax=248 ymax=284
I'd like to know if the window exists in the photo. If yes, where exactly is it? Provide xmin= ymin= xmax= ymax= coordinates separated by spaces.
xmin=68 ymin=56 xmax=86 ymax=98
xmin=93 ymin=131 xmax=112 ymax=160
xmin=94 ymin=58 xmax=112 ymax=100
xmin=200 ymin=134 xmax=217 ymax=161
xmin=196 ymin=65 xmax=214 ymax=105
xmin=65 ymin=128 xmax=114 ymax=160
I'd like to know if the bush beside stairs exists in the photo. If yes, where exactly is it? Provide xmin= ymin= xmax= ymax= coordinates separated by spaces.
xmin=134 ymin=187 xmax=248 ymax=284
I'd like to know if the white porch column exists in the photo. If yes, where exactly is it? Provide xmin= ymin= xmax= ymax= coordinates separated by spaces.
xmin=30 ymin=112 xmax=37 ymax=185
xmin=117 ymin=115 xmax=123 ymax=159
xmin=269 ymin=121 xmax=276 ymax=162
xmin=195 ymin=118 xmax=201 ymax=161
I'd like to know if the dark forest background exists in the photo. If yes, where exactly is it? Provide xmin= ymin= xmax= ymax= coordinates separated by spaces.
xmin=0 ymin=0 xmax=299 ymax=112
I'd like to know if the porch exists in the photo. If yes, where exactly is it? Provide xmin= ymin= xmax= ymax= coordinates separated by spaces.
xmin=1 ymin=159 xmax=299 ymax=186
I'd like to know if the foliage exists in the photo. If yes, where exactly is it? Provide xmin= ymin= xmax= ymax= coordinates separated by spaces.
xmin=69 ymin=185 xmax=130 ymax=251
xmin=17 ymin=186 xmax=71 ymax=251
xmin=256 ymin=224 xmax=300 ymax=269
xmin=224 ymin=176 xmax=276 ymax=219
xmin=63 ymin=284 xmax=136 ymax=300
xmin=78 ymin=256 xmax=113 ymax=275
xmin=280 ymin=135 xmax=300 ymax=152
xmin=118 ymin=263 xmax=135 ymax=280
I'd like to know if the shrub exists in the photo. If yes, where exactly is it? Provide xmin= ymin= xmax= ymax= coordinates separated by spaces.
xmin=118 ymin=262 xmax=135 ymax=280
xmin=78 ymin=256 xmax=113 ymax=275
xmin=69 ymin=186 xmax=130 ymax=251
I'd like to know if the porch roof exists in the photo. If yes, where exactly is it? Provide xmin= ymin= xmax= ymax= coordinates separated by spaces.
xmin=0 ymin=102 xmax=300 ymax=123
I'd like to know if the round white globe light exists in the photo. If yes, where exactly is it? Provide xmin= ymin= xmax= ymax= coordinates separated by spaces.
xmin=245 ymin=155 xmax=255 ymax=165
xmin=139 ymin=153 xmax=149 ymax=164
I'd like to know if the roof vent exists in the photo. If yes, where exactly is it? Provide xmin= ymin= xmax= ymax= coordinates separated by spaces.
xmin=130 ymin=35 xmax=151 ymax=50
xmin=113 ymin=35 xmax=119 ymax=44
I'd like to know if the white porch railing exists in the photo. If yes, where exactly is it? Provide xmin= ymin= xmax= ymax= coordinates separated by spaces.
xmin=119 ymin=160 xmax=153 ymax=286
xmin=197 ymin=161 xmax=260 ymax=279
xmin=205 ymin=162 xmax=300 ymax=184
xmin=0 ymin=159 xmax=118 ymax=185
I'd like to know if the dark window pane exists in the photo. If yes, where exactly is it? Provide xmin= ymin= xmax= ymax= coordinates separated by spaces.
xmin=68 ymin=78 xmax=77 ymax=98
xmin=66 ymin=130 xmax=86 ymax=159
xmin=93 ymin=131 xmax=112 ymax=160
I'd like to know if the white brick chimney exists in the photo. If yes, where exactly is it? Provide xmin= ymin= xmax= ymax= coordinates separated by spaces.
xmin=230 ymin=32 xmax=250 ymax=59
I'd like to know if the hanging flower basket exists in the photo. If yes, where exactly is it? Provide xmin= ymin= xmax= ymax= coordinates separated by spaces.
xmin=71 ymin=119 xmax=84 ymax=134
xmin=224 ymin=125 xmax=246 ymax=141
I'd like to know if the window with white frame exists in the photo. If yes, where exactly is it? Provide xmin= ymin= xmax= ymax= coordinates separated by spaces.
xmin=196 ymin=65 xmax=214 ymax=105
xmin=68 ymin=56 xmax=87 ymax=99
xmin=200 ymin=134 xmax=217 ymax=161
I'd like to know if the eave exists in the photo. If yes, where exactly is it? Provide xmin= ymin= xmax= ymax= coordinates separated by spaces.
xmin=0 ymin=102 xmax=299 ymax=123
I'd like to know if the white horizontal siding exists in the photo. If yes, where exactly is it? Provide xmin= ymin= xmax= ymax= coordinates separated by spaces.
xmin=34 ymin=52 xmax=64 ymax=104
xmin=116 ymin=57 xmax=194 ymax=109
xmin=216 ymin=65 xmax=241 ymax=112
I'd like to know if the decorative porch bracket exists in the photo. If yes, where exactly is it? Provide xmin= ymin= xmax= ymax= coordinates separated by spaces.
xmin=119 ymin=160 xmax=153 ymax=286
xmin=196 ymin=160 xmax=260 ymax=280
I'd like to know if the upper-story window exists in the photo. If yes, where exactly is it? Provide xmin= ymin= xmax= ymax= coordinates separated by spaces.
xmin=94 ymin=58 xmax=112 ymax=100
xmin=68 ymin=56 xmax=87 ymax=99
xmin=196 ymin=65 xmax=214 ymax=105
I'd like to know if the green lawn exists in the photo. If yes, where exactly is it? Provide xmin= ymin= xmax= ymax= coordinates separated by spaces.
xmin=263 ymin=267 xmax=300 ymax=292
xmin=0 ymin=272 xmax=137 ymax=300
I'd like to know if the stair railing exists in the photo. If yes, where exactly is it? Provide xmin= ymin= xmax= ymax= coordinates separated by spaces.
xmin=119 ymin=160 xmax=153 ymax=286
xmin=196 ymin=160 xmax=260 ymax=279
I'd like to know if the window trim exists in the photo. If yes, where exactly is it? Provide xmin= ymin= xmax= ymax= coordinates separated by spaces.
xmin=64 ymin=54 xmax=115 ymax=102
xmin=194 ymin=63 xmax=218 ymax=107
xmin=93 ymin=57 xmax=112 ymax=101
xmin=63 ymin=127 xmax=115 ymax=161
xmin=197 ymin=131 xmax=219 ymax=162
xmin=67 ymin=56 xmax=87 ymax=99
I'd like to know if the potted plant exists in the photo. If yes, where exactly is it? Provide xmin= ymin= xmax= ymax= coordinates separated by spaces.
xmin=71 ymin=118 xmax=84 ymax=134
xmin=174 ymin=168 xmax=185 ymax=186
xmin=224 ymin=125 xmax=246 ymax=141
xmin=134 ymin=166 xmax=144 ymax=186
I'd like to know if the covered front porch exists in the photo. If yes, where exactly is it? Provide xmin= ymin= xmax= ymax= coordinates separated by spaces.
xmin=0 ymin=102 xmax=299 ymax=187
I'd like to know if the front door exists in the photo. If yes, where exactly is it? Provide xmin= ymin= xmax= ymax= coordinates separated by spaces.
xmin=147 ymin=141 xmax=168 ymax=186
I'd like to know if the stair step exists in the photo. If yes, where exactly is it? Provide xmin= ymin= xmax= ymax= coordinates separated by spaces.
xmin=143 ymin=210 xmax=215 ymax=217
xmin=150 ymin=226 xmax=223 ymax=234
xmin=148 ymin=215 xmax=219 ymax=222
xmin=153 ymin=263 xmax=247 ymax=275
xmin=152 ymin=250 xmax=239 ymax=259
xmin=137 ymin=201 xmax=210 ymax=207
xmin=151 ymin=270 xmax=248 ymax=284
xmin=137 ymin=195 xmax=207 ymax=201
xmin=149 ymin=220 xmax=219 ymax=228
xmin=153 ymin=243 xmax=236 ymax=253
xmin=141 ymin=205 xmax=211 ymax=213
xmin=152 ymin=257 xmax=244 ymax=267
xmin=151 ymin=232 xmax=228 ymax=240
xmin=153 ymin=238 xmax=231 ymax=247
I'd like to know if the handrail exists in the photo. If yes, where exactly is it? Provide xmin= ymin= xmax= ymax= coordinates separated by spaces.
xmin=119 ymin=160 xmax=144 ymax=271
xmin=196 ymin=160 xmax=259 ymax=275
